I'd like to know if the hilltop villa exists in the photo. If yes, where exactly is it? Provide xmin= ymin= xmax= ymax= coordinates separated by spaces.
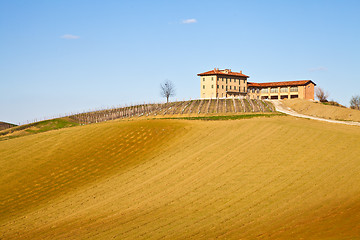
xmin=198 ymin=68 xmax=316 ymax=100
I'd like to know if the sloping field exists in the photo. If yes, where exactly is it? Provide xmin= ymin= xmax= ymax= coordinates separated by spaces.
xmin=1 ymin=116 xmax=360 ymax=239
xmin=0 ymin=117 xmax=79 ymax=141
xmin=282 ymin=98 xmax=360 ymax=122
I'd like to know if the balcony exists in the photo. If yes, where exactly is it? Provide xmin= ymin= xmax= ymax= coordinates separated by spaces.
xmin=226 ymin=90 xmax=247 ymax=94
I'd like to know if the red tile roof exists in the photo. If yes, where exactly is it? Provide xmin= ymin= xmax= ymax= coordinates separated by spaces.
xmin=247 ymin=80 xmax=316 ymax=88
xmin=198 ymin=68 xmax=249 ymax=78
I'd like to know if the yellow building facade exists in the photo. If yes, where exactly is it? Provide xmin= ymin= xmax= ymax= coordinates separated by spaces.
xmin=198 ymin=68 xmax=248 ymax=99
xmin=198 ymin=68 xmax=316 ymax=100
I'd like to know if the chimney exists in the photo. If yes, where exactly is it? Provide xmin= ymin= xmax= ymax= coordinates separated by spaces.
xmin=240 ymin=70 xmax=242 ymax=74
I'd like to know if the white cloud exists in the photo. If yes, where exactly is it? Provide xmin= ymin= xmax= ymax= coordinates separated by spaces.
xmin=182 ymin=18 xmax=197 ymax=24
xmin=61 ymin=34 xmax=80 ymax=39
xmin=309 ymin=66 xmax=327 ymax=72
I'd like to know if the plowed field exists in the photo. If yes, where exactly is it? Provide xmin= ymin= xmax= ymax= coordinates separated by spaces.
xmin=1 ymin=116 xmax=360 ymax=239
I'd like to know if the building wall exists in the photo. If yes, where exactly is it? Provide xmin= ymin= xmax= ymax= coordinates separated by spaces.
xmin=201 ymin=75 xmax=248 ymax=99
xmin=200 ymin=75 xmax=217 ymax=99
xmin=201 ymin=75 xmax=315 ymax=100
xmin=248 ymin=88 xmax=260 ymax=99
xmin=218 ymin=76 xmax=247 ymax=98
xmin=248 ymin=86 xmax=303 ymax=100
xmin=305 ymin=83 xmax=315 ymax=100
xmin=289 ymin=86 xmax=300 ymax=99
xmin=298 ymin=86 xmax=305 ymax=99
xmin=217 ymin=76 xmax=227 ymax=98
xmin=259 ymin=88 xmax=270 ymax=99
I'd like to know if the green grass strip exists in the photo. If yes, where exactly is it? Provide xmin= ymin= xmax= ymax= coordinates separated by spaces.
xmin=0 ymin=118 xmax=79 ymax=141
xmin=160 ymin=113 xmax=285 ymax=121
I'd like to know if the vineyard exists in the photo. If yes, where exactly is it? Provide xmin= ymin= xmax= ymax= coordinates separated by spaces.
xmin=0 ymin=99 xmax=275 ymax=141
xmin=69 ymin=98 xmax=275 ymax=124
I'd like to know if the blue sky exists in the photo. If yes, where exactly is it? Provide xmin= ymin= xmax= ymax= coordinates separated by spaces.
xmin=1 ymin=0 xmax=359 ymax=124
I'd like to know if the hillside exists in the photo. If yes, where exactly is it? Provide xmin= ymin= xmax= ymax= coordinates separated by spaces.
xmin=1 ymin=116 xmax=360 ymax=239
xmin=0 ymin=121 xmax=16 ymax=131
xmin=70 ymin=98 xmax=275 ymax=124
xmin=0 ymin=117 xmax=79 ymax=141
xmin=0 ymin=99 xmax=274 ymax=141
xmin=282 ymin=98 xmax=360 ymax=122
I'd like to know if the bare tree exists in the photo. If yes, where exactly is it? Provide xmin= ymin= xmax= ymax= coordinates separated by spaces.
xmin=315 ymin=87 xmax=329 ymax=102
xmin=350 ymin=95 xmax=360 ymax=110
xmin=160 ymin=80 xmax=175 ymax=103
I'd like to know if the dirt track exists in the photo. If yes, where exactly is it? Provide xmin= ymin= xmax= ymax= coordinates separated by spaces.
xmin=272 ymin=100 xmax=360 ymax=127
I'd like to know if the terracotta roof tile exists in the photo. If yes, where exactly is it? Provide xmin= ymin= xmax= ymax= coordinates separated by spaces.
xmin=247 ymin=80 xmax=316 ymax=88
xmin=198 ymin=69 xmax=249 ymax=78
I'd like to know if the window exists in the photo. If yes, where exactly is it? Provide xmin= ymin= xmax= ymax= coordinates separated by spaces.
xmin=271 ymin=88 xmax=278 ymax=93
xmin=217 ymin=85 xmax=219 ymax=89
xmin=211 ymin=85 xmax=214 ymax=89
xmin=230 ymin=79 xmax=232 ymax=82
xmin=261 ymin=88 xmax=268 ymax=93
xmin=243 ymin=87 xmax=246 ymax=92
xmin=247 ymin=88 xmax=251 ymax=93
xmin=252 ymin=88 xmax=255 ymax=93
xmin=203 ymin=78 xmax=205 ymax=81
xmin=280 ymin=87 xmax=288 ymax=93
xmin=234 ymin=86 xmax=237 ymax=90
xmin=230 ymin=86 xmax=232 ymax=90
xmin=211 ymin=77 xmax=214 ymax=81
xmin=234 ymin=79 xmax=236 ymax=83
xmin=256 ymin=88 xmax=260 ymax=93
xmin=222 ymin=78 xmax=224 ymax=82
xmin=290 ymin=86 xmax=298 ymax=92
xmin=203 ymin=85 xmax=205 ymax=89
xmin=222 ymin=85 xmax=224 ymax=89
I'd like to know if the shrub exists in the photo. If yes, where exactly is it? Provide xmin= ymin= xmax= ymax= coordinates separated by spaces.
xmin=315 ymin=87 xmax=329 ymax=102
xmin=350 ymin=95 xmax=360 ymax=110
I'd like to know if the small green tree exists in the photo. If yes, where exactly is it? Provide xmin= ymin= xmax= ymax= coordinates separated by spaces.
xmin=350 ymin=95 xmax=360 ymax=110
